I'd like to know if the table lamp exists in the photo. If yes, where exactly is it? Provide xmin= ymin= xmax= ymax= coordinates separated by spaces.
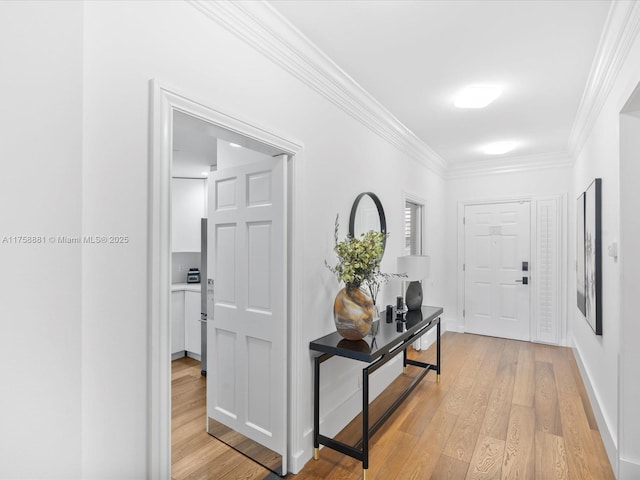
xmin=397 ymin=255 xmax=430 ymax=311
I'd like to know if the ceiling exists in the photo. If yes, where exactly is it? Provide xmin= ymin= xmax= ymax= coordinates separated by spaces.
xmin=172 ymin=111 xmax=276 ymax=178
xmin=269 ymin=0 xmax=611 ymax=166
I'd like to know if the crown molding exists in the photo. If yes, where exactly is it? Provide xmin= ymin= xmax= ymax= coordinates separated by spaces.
xmin=445 ymin=151 xmax=574 ymax=180
xmin=568 ymin=0 xmax=640 ymax=159
xmin=188 ymin=0 xmax=447 ymax=176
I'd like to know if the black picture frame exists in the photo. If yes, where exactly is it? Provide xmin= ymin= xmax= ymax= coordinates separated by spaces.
xmin=584 ymin=178 xmax=602 ymax=335
xmin=576 ymin=192 xmax=586 ymax=316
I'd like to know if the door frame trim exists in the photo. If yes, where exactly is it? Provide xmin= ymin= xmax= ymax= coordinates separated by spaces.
xmin=148 ymin=79 xmax=302 ymax=478
xmin=456 ymin=194 xmax=566 ymax=345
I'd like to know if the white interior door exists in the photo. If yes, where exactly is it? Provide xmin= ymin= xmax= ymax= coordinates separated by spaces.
xmin=464 ymin=202 xmax=531 ymax=341
xmin=206 ymin=156 xmax=287 ymax=471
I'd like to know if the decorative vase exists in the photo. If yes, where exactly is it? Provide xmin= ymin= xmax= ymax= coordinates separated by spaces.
xmin=405 ymin=280 xmax=423 ymax=310
xmin=333 ymin=286 xmax=374 ymax=340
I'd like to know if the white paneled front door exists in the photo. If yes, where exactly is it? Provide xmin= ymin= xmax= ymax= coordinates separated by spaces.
xmin=207 ymin=156 xmax=287 ymax=471
xmin=464 ymin=202 xmax=531 ymax=341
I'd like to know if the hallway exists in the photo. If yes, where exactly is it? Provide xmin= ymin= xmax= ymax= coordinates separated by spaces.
xmin=172 ymin=332 xmax=614 ymax=479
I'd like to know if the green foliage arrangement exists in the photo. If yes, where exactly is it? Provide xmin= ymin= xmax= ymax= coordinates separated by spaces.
xmin=325 ymin=215 xmax=385 ymax=289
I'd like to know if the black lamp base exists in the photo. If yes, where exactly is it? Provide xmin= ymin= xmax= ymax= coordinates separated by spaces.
xmin=405 ymin=281 xmax=423 ymax=311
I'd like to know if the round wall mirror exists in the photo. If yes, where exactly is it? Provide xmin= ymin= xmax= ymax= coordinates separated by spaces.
xmin=349 ymin=192 xmax=387 ymax=255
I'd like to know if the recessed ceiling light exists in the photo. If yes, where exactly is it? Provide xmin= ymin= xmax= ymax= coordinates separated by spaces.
xmin=454 ymin=85 xmax=502 ymax=108
xmin=482 ymin=141 xmax=517 ymax=155
xmin=229 ymin=142 xmax=242 ymax=148
xmin=201 ymin=171 xmax=209 ymax=176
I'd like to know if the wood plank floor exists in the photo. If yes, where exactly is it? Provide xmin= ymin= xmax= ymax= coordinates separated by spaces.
xmin=172 ymin=332 xmax=614 ymax=480
xmin=171 ymin=357 xmax=273 ymax=480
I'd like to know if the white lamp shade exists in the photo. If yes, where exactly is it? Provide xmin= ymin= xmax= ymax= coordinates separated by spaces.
xmin=397 ymin=255 xmax=430 ymax=281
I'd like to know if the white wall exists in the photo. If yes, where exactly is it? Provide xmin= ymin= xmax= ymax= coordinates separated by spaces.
xmin=171 ymin=252 xmax=201 ymax=284
xmin=571 ymin=20 xmax=640 ymax=476
xmin=0 ymin=1 xmax=83 ymax=478
xmin=620 ymin=107 xmax=640 ymax=478
xmin=444 ymin=165 xmax=573 ymax=338
xmin=75 ymin=1 xmax=446 ymax=477
xmin=217 ymin=141 xmax=272 ymax=169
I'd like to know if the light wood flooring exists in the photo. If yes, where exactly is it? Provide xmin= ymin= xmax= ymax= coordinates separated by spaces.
xmin=172 ymin=332 xmax=614 ymax=480
xmin=172 ymin=357 xmax=273 ymax=480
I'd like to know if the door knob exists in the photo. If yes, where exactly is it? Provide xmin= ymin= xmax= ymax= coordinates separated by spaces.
xmin=515 ymin=277 xmax=528 ymax=285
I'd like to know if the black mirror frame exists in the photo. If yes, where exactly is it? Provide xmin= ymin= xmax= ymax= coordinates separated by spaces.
xmin=348 ymin=192 xmax=387 ymax=255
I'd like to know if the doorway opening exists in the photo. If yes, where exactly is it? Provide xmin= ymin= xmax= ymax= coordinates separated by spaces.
xmin=456 ymin=196 xmax=565 ymax=345
xmin=463 ymin=201 xmax=532 ymax=341
xmin=149 ymin=82 xmax=302 ymax=479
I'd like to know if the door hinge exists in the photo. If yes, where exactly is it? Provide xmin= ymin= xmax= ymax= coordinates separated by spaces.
xmin=463 ymin=309 xmax=465 ymax=318
xmin=463 ymin=263 xmax=465 ymax=271
xmin=463 ymin=217 xmax=466 ymax=225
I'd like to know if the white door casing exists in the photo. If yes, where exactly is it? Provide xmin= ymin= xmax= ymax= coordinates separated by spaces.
xmin=149 ymin=80 xmax=302 ymax=478
xmin=207 ymin=156 xmax=287 ymax=469
xmin=464 ymin=202 xmax=531 ymax=341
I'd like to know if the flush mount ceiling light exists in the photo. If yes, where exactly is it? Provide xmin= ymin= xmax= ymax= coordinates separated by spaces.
xmin=229 ymin=142 xmax=242 ymax=148
xmin=482 ymin=141 xmax=517 ymax=155
xmin=454 ymin=85 xmax=502 ymax=108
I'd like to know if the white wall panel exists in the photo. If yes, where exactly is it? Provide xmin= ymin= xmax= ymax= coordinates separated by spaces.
xmin=475 ymin=212 xmax=491 ymax=224
xmin=501 ymin=236 xmax=517 ymax=268
xmin=500 ymin=212 xmax=517 ymax=224
xmin=216 ymin=177 xmax=238 ymax=210
xmin=216 ymin=225 xmax=237 ymax=305
xmin=475 ymin=237 xmax=491 ymax=267
xmin=475 ymin=283 xmax=491 ymax=316
xmin=499 ymin=284 xmax=517 ymax=320
xmin=216 ymin=329 xmax=237 ymax=418
xmin=247 ymin=336 xmax=272 ymax=433
xmin=247 ymin=171 xmax=272 ymax=207
xmin=247 ymin=222 xmax=272 ymax=311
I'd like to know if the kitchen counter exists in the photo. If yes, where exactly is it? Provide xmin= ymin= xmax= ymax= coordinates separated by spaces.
xmin=171 ymin=282 xmax=201 ymax=293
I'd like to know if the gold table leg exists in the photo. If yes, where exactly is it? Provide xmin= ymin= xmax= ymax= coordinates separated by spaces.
xmin=363 ymin=468 xmax=368 ymax=479
xmin=437 ymin=373 xmax=441 ymax=383
xmin=314 ymin=447 xmax=319 ymax=460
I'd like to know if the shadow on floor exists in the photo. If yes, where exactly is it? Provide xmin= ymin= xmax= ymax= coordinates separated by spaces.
xmin=262 ymin=472 xmax=284 ymax=480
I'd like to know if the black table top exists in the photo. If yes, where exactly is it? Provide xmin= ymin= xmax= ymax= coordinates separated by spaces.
xmin=309 ymin=305 xmax=443 ymax=363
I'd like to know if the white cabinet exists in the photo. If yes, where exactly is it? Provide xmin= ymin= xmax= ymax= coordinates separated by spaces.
xmin=184 ymin=290 xmax=201 ymax=356
xmin=171 ymin=286 xmax=201 ymax=360
xmin=171 ymin=291 xmax=185 ymax=355
xmin=172 ymin=178 xmax=206 ymax=252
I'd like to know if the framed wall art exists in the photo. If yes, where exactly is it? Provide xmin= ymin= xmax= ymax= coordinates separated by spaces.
xmin=584 ymin=178 xmax=602 ymax=335
xmin=576 ymin=192 xmax=586 ymax=316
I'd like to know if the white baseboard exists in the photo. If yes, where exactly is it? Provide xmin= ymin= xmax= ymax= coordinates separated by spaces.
xmin=620 ymin=458 xmax=640 ymax=479
xmin=171 ymin=351 xmax=185 ymax=361
xmin=445 ymin=318 xmax=464 ymax=333
xmin=186 ymin=351 xmax=201 ymax=361
xmin=293 ymin=356 xmax=402 ymax=473
xmin=288 ymin=447 xmax=306 ymax=474
xmin=171 ymin=351 xmax=202 ymax=361
xmin=572 ymin=345 xmax=619 ymax=478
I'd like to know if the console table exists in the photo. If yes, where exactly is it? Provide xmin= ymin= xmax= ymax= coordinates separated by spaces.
xmin=309 ymin=305 xmax=442 ymax=479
